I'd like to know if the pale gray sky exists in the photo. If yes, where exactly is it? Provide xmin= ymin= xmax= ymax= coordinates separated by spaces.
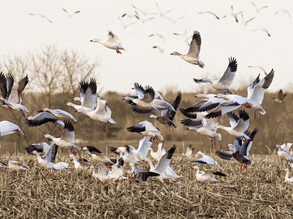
xmin=0 ymin=0 xmax=292 ymax=93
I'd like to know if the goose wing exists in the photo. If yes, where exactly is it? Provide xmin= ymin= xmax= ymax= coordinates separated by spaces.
xmin=24 ymin=111 xmax=60 ymax=127
xmin=82 ymin=78 xmax=97 ymax=109
xmin=233 ymin=110 xmax=249 ymax=132
xmin=0 ymin=120 xmax=24 ymax=136
xmin=218 ymin=57 xmax=237 ymax=86
xmin=61 ymin=119 xmax=75 ymax=143
xmin=107 ymin=31 xmax=120 ymax=43
xmin=44 ymin=143 xmax=58 ymax=163
xmin=187 ymin=31 xmax=201 ymax=58
xmin=154 ymin=145 xmax=176 ymax=175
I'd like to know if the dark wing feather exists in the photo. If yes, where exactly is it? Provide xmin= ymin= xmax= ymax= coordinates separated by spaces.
xmin=168 ymin=92 xmax=182 ymax=120
xmin=180 ymin=108 xmax=198 ymax=119
xmin=88 ymin=78 xmax=97 ymax=94
xmin=127 ymin=125 xmax=146 ymax=133
xmin=86 ymin=146 xmax=102 ymax=154
xmin=24 ymin=144 xmax=44 ymax=154
xmin=216 ymin=151 xmax=233 ymax=160
xmin=64 ymin=119 xmax=74 ymax=131
xmin=24 ymin=111 xmax=58 ymax=127
xmin=212 ymin=171 xmax=226 ymax=177
xmin=5 ymin=73 xmax=14 ymax=99
xmin=181 ymin=119 xmax=202 ymax=127
xmin=262 ymin=69 xmax=274 ymax=89
xmin=17 ymin=75 xmax=29 ymax=103
xmin=0 ymin=72 xmax=7 ymax=98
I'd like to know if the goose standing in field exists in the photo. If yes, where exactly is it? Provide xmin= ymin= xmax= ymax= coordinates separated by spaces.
xmin=30 ymin=143 xmax=68 ymax=177
xmin=217 ymin=110 xmax=250 ymax=141
xmin=193 ymin=57 xmax=237 ymax=93
xmin=24 ymin=111 xmax=64 ymax=131
xmin=150 ymin=92 xmax=182 ymax=131
xmin=284 ymin=168 xmax=293 ymax=183
xmin=192 ymin=151 xmax=221 ymax=169
xmin=275 ymin=143 xmax=293 ymax=162
xmin=193 ymin=165 xmax=226 ymax=184
xmin=0 ymin=72 xmax=14 ymax=109
xmin=82 ymin=146 xmax=114 ymax=164
xmin=184 ymin=144 xmax=195 ymax=158
xmin=149 ymin=142 xmax=166 ymax=161
xmin=0 ymin=121 xmax=24 ymax=137
xmin=170 ymin=30 xmax=205 ymax=68
xmin=272 ymin=89 xmax=287 ymax=104
xmin=44 ymin=119 xmax=80 ymax=154
xmin=1 ymin=74 xmax=29 ymax=115
xmin=232 ymin=128 xmax=258 ymax=171
xmin=69 ymin=154 xmax=90 ymax=170
xmin=90 ymin=31 xmax=126 ymax=54
xmin=39 ymin=108 xmax=77 ymax=122
xmin=127 ymin=120 xmax=164 ymax=142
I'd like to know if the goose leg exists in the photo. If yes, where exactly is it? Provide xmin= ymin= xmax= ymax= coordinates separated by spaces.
xmin=71 ymin=147 xmax=77 ymax=156
xmin=48 ymin=170 xmax=54 ymax=178
xmin=105 ymin=123 xmax=108 ymax=134
xmin=116 ymin=50 xmax=121 ymax=54
xmin=257 ymin=111 xmax=260 ymax=118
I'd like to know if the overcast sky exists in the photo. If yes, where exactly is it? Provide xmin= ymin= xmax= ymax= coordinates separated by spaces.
xmin=0 ymin=0 xmax=292 ymax=93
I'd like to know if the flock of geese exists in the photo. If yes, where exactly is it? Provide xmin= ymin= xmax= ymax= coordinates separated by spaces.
xmin=0 ymin=28 xmax=292 ymax=184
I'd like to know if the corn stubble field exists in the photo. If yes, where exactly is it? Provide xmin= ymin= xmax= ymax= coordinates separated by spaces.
xmin=0 ymin=154 xmax=293 ymax=218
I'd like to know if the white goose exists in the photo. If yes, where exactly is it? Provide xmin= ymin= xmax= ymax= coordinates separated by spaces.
xmin=2 ymin=74 xmax=29 ymax=114
xmin=193 ymin=165 xmax=226 ymax=184
xmin=127 ymin=120 xmax=164 ymax=141
xmin=0 ymin=121 xmax=24 ymax=137
xmin=0 ymin=72 xmax=15 ymax=109
xmin=193 ymin=57 xmax=237 ymax=93
xmin=31 ymin=143 xmax=68 ymax=176
xmin=40 ymin=108 xmax=77 ymax=122
xmin=129 ymin=136 xmax=153 ymax=161
xmin=69 ymin=154 xmax=90 ymax=170
xmin=170 ymin=31 xmax=205 ymax=68
xmin=218 ymin=110 xmax=250 ymax=141
xmin=44 ymin=119 xmax=80 ymax=154
xmin=275 ymin=143 xmax=293 ymax=162
xmin=90 ymin=31 xmax=125 ymax=54
xmin=193 ymin=151 xmax=221 ymax=169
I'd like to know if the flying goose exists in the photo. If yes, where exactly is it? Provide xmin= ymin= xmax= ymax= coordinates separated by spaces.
xmin=192 ymin=151 xmax=221 ymax=169
xmin=82 ymin=146 xmax=114 ymax=164
xmin=150 ymin=92 xmax=182 ymax=131
xmin=0 ymin=121 xmax=24 ymax=137
xmin=0 ymin=72 xmax=14 ymax=108
xmin=30 ymin=143 xmax=68 ymax=176
xmin=133 ymin=168 xmax=160 ymax=183
xmin=217 ymin=110 xmax=250 ymax=141
xmin=216 ymin=138 xmax=242 ymax=160
xmin=193 ymin=57 xmax=237 ymax=93
xmin=66 ymin=78 xmax=97 ymax=112
xmin=272 ymin=89 xmax=287 ymax=104
xmin=193 ymin=165 xmax=226 ymax=184
xmin=24 ymin=111 xmax=64 ymax=131
xmin=44 ymin=119 xmax=80 ymax=154
xmin=127 ymin=120 xmax=164 ymax=142
xmin=129 ymin=136 xmax=153 ymax=161
xmin=90 ymin=31 xmax=125 ymax=54
xmin=180 ymin=111 xmax=221 ymax=147
xmin=170 ymin=31 xmax=205 ymax=68
xmin=40 ymin=108 xmax=77 ymax=122
xmin=232 ymin=128 xmax=258 ymax=171
xmin=284 ymin=168 xmax=293 ymax=183
xmin=109 ymin=145 xmax=139 ymax=170
xmin=0 ymin=74 xmax=29 ymax=115
xmin=149 ymin=144 xmax=177 ymax=180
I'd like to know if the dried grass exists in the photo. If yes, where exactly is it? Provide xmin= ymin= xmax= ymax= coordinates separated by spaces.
xmin=1 ymin=154 xmax=293 ymax=218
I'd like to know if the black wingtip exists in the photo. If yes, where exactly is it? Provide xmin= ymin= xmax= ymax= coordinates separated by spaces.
xmin=228 ymin=57 xmax=237 ymax=72
xmin=64 ymin=119 xmax=74 ymax=131
xmin=238 ymin=109 xmax=249 ymax=121
xmin=205 ymin=111 xmax=221 ymax=119
xmin=85 ymin=146 xmax=102 ymax=154
xmin=166 ymin=145 xmax=176 ymax=159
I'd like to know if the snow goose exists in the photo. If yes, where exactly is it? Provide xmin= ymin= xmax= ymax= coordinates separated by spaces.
xmin=78 ymin=98 xmax=116 ymax=133
xmin=170 ymin=31 xmax=205 ymax=68
xmin=109 ymin=145 xmax=139 ymax=170
xmin=150 ymin=92 xmax=182 ymax=131
xmin=40 ymin=108 xmax=77 ymax=122
xmin=232 ymin=128 xmax=258 ymax=171
xmin=218 ymin=110 xmax=250 ymax=141
xmin=275 ymin=143 xmax=293 ymax=162
xmin=284 ymin=168 xmax=293 ymax=183
xmin=30 ymin=143 xmax=68 ymax=176
xmin=245 ymin=70 xmax=274 ymax=117
xmin=0 ymin=72 xmax=14 ymax=108
xmin=90 ymin=31 xmax=125 ymax=54
xmin=44 ymin=119 xmax=80 ymax=154
xmin=129 ymin=136 xmax=153 ymax=161
xmin=272 ymin=89 xmax=287 ymax=104
xmin=127 ymin=120 xmax=164 ymax=142
xmin=25 ymin=142 xmax=51 ymax=155
xmin=183 ymin=94 xmax=226 ymax=113
xmin=0 ymin=121 xmax=24 ymax=136
xmin=149 ymin=145 xmax=177 ymax=181
xmin=24 ymin=111 xmax=64 ymax=131
xmin=150 ymin=142 xmax=166 ymax=161
xmin=193 ymin=165 xmax=226 ymax=184
xmin=216 ymin=138 xmax=242 ymax=160
xmin=180 ymin=112 xmax=221 ymax=147
xmin=66 ymin=78 xmax=97 ymax=112
xmin=184 ymin=144 xmax=195 ymax=158
xmin=192 ymin=151 xmax=221 ymax=169
xmin=82 ymin=146 xmax=114 ymax=164
xmin=69 ymin=154 xmax=90 ymax=170
xmin=91 ymin=163 xmax=112 ymax=183
xmin=1 ymin=74 xmax=29 ymax=114
xmin=193 ymin=57 xmax=237 ymax=93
